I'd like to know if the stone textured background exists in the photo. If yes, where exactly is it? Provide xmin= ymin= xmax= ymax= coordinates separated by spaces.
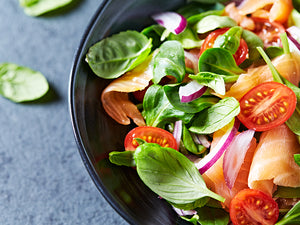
xmin=0 ymin=1 xmax=129 ymax=224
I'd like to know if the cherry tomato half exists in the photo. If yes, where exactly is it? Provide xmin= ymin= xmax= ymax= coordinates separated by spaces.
xmin=124 ymin=126 xmax=178 ymax=151
xmin=238 ymin=82 xmax=297 ymax=131
xmin=199 ymin=28 xmax=248 ymax=65
xmin=252 ymin=17 xmax=286 ymax=47
xmin=230 ymin=189 xmax=279 ymax=225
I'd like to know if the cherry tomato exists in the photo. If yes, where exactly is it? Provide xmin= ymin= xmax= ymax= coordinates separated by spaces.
xmin=238 ymin=82 xmax=297 ymax=131
xmin=199 ymin=28 xmax=248 ymax=65
xmin=252 ymin=17 xmax=286 ymax=47
xmin=230 ymin=189 xmax=279 ymax=225
xmin=124 ymin=126 xmax=178 ymax=151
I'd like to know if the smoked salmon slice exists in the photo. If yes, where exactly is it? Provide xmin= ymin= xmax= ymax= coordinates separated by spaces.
xmin=202 ymin=128 xmax=257 ymax=209
xmin=101 ymin=53 xmax=155 ymax=126
xmin=248 ymin=124 xmax=300 ymax=196
xmin=224 ymin=52 xmax=300 ymax=101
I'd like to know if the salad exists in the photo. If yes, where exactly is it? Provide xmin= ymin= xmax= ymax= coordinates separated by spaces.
xmin=85 ymin=0 xmax=300 ymax=224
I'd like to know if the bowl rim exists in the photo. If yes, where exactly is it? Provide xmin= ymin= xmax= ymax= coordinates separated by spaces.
xmin=68 ymin=0 xmax=136 ymax=224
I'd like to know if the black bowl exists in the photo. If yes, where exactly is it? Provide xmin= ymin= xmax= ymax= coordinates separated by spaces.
xmin=69 ymin=0 xmax=192 ymax=224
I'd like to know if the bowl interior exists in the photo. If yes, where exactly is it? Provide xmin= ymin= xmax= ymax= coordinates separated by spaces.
xmin=69 ymin=0 xmax=192 ymax=224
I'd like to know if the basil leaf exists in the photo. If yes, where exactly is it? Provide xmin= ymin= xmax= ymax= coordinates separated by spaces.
xmin=109 ymin=151 xmax=136 ymax=167
xmin=153 ymin=41 xmax=185 ymax=84
xmin=86 ymin=30 xmax=152 ymax=79
xmin=164 ymin=84 xmax=219 ymax=113
xmin=134 ymin=143 xmax=224 ymax=210
xmin=0 ymin=63 xmax=49 ymax=102
xmin=190 ymin=72 xmax=229 ymax=95
xmin=196 ymin=207 xmax=229 ymax=225
xmin=19 ymin=0 xmax=73 ymax=16
xmin=189 ymin=97 xmax=240 ymax=134
xmin=142 ymin=84 xmax=194 ymax=127
xmin=214 ymin=26 xmax=243 ymax=55
xmin=195 ymin=15 xmax=237 ymax=34
xmin=276 ymin=201 xmax=300 ymax=225
xmin=199 ymin=48 xmax=245 ymax=75
xmin=295 ymin=154 xmax=300 ymax=166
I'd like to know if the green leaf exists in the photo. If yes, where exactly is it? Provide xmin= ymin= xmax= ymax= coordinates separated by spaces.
xmin=295 ymin=154 xmax=300 ymax=166
xmin=86 ymin=30 xmax=152 ymax=79
xmin=241 ymin=30 xmax=264 ymax=61
xmin=199 ymin=48 xmax=245 ymax=75
xmin=274 ymin=186 xmax=300 ymax=198
xmin=0 ymin=63 xmax=49 ymax=102
xmin=177 ymin=2 xmax=224 ymax=19
xmin=182 ymin=124 xmax=206 ymax=155
xmin=19 ymin=0 xmax=73 ymax=16
xmin=167 ymin=28 xmax=203 ymax=49
xmin=189 ymin=97 xmax=240 ymax=134
xmin=152 ymin=41 xmax=185 ymax=84
xmin=276 ymin=201 xmax=300 ymax=225
xmin=195 ymin=15 xmax=237 ymax=34
xmin=109 ymin=151 xmax=136 ymax=167
xmin=196 ymin=206 xmax=229 ymax=225
xmin=190 ymin=72 xmax=228 ymax=95
xmin=141 ymin=25 xmax=165 ymax=50
xmin=134 ymin=143 xmax=224 ymax=210
xmin=213 ymin=26 xmax=243 ymax=55
xmin=164 ymin=84 xmax=219 ymax=113
xmin=288 ymin=9 xmax=300 ymax=27
xmin=142 ymin=84 xmax=194 ymax=127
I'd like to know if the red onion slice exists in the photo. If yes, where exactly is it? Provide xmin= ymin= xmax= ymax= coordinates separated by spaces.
xmin=195 ymin=119 xmax=240 ymax=174
xmin=223 ymin=129 xmax=255 ymax=189
xmin=192 ymin=133 xmax=211 ymax=148
xmin=179 ymin=80 xmax=207 ymax=103
xmin=152 ymin=11 xmax=187 ymax=35
xmin=172 ymin=206 xmax=197 ymax=216
xmin=287 ymin=26 xmax=300 ymax=52
xmin=173 ymin=120 xmax=182 ymax=150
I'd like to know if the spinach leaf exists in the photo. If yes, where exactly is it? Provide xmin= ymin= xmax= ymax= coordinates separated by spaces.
xmin=164 ymin=84 xmax=219 ymax=113
xmin=196 ymin=206 xmax=229 ymax=225
xmin=189 ymin=97 xmax=240 ymax=134
xmin=187 ymin=9 xmax=224 ymax=26
xmin=214 ymin=26 xmax=243 ymax=55
xmin=190 ymin=72 xmax=230 ymax=95
xmin=152 ymin=41 xmax=185 ymax=84
xmin=241 ymin=30 xmax=264 ymax=61
xmin=19 ymin=0 xmax=73 ymax=16
xmin=195 ymin=15 xmax=237 ymax=34
xmin=0 ymin=63 xmax=49 ymax=102
xmin=275 ymin=201 xmax=300 ymax=225
xmin=167 ymin=28 xmax=203 ymax=49
xmin=181 ymin=214 xmax=199 ymax=225
xmin=86 ymin=30 xmax=152 ymax=79
xmin=134 ymin=143 xmax=224 ymax=210
xmin=198 ymin=48 xmax=245 ymax=75
xmin=266 ymin=46 xmax=284 ymax=59
xmin=294 ymin=154 xmax=300 ymax=166
xmin=109 ymin=151 xmax=136 ymax=167
xmin=142 ymin=84 xmax=194 ymax=127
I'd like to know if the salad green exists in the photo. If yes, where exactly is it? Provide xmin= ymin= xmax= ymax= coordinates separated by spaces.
xmin=87 ymin=0 xmax=300 ymax=224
